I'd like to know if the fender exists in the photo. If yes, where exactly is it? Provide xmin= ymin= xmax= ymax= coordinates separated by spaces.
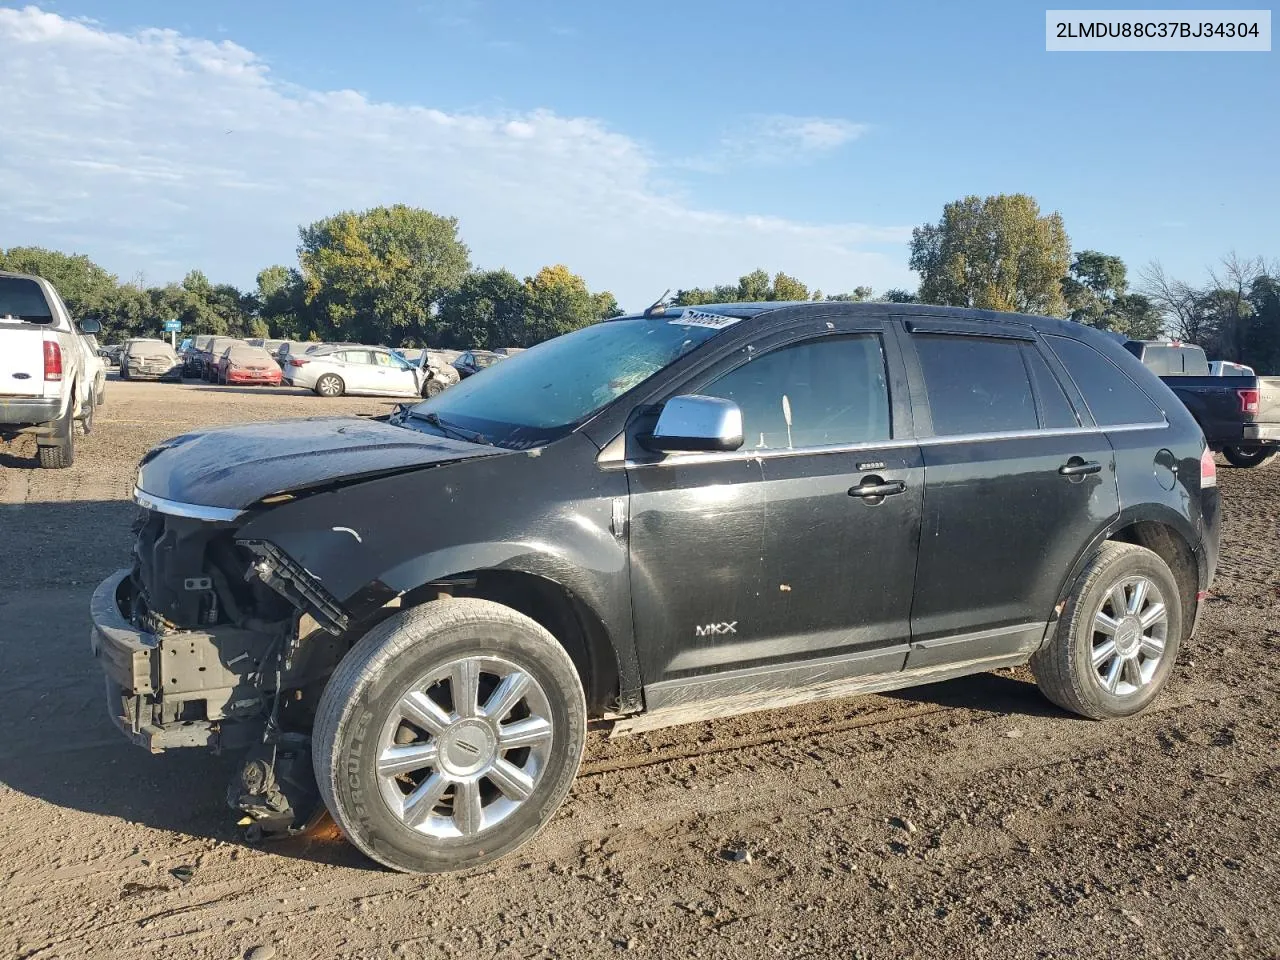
xmin=1047 ymin=500 xmax=1204 ymax=645
xmin=234 ymin=431 xmax=643 ymax=701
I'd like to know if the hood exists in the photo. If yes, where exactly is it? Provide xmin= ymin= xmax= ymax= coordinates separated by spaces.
xmin=136 ymin=416 xmax=505 ymax=511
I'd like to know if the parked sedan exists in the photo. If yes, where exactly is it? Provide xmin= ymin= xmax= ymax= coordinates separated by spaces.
xmin=214 ymin=343 xmax=283 ymax=386
xmin=120 ymin=339 xmax=182 ymax=381
xmin=198 ymin=337 xmax=243 ymax=381
xmin=285 ymin=345 xmax=428 ymax=397
xmin=452 ymin=349 xmax=504 ymax=379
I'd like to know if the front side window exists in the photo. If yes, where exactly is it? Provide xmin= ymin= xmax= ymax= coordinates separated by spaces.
xmin=698 ymin=335 xmax=891 ymax=450
xmin=373 ymin=352 xmax=402 ymax=368
xmin=1046 ymin=335 xmax=1165 ymax=426
xmin=913 ymin=335 xmax=1038 ymax=435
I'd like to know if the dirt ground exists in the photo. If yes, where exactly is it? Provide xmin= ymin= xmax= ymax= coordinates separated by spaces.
xmin=1 ymin=376 xmax=1278 ymax=960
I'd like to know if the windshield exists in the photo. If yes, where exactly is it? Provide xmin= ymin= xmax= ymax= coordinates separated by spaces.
xmin=408 ymin=315 xmax=730 ymax=446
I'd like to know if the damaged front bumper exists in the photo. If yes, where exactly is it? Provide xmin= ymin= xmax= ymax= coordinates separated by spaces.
xmin=89 ymin=568 xmax=283 ymax=752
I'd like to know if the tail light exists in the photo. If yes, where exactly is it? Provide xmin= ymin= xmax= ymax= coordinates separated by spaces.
xmin=43 ymin=341 xmax=63 ymax=381
xmin=289 ymin=358 xmax=307 ymax=367
xmin=1237 ymin=388 xmax=1260 ymax=414
xmin=1200 ymin=446 xmax=1217 ymax=488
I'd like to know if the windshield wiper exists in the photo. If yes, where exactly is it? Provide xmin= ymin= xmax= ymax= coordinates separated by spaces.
xmin=409 ymin=411 xmax=494 ymax=446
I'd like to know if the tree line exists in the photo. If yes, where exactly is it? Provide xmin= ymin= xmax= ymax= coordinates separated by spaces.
xmin=907 ymin=193 xmax=1278 ymax=371
xmin=3 ymin=195 xmax=1275 ymax=371
xmin=0 ymin=205 xmax=623 ymax=351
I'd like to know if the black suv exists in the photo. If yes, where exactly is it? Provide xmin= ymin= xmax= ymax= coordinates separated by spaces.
xmin=90 ymin=302 xmax=1220 ymax=873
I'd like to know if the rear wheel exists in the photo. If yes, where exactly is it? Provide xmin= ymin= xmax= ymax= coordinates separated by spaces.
xmin=1032 ymin=542 xmax=1182 ymax=719
xmin=1222 ymin=445 xmax=1274 ymax=468
xmin=38 ymin=404 xmax=75 ymax=469
xmin=315 ymin=374 xmax=344 ymax=398
xmin=313 ymin=599 xmax=587 ymax=874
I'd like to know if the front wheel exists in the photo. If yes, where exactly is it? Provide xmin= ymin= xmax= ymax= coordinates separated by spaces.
xmin=1032 ymin=542 xmax=1182 ymax=719
xmin=313 ymin=599 xmax=587 ymax=873
xmin=1222 ymin=445 xmax=1274 ymax=468
xmin=423 ymin=377 xmax=446 ymax=398
xmin=315 ymin=373 xmax=344 ymax=398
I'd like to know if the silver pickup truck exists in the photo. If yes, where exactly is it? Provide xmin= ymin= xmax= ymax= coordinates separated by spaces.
xmin=0 ymin=271 xmax=106 ymax=468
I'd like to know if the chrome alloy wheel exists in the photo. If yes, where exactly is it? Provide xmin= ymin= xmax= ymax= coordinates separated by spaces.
xmin=1090 ymin=575 xmax=1169 ymax=696
xmin=376 ymin=656 xmax=554 ymax=839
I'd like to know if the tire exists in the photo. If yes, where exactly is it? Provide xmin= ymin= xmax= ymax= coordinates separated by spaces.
xmin=38 ymin=404 xmax=75 ymax=469
xmin=1222 ymin=445 xmax=1274 ymax=468
xmin=424 ymin=377 xmax=446 ymax=398
xmin=1032 ymin=542 xmax=1183 ymax=720
xmin=313 ymin=598 xmax=587 ymax=874
xmin=315 ymin=374 xmax=345 ymax=398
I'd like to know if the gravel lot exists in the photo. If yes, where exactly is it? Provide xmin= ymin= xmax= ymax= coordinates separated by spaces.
xmin=2 ymin=377 xmax=1278 ymax=960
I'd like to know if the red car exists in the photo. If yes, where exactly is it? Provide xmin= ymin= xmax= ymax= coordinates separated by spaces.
xmin=215 ymin=343 xmax=282 ymax=386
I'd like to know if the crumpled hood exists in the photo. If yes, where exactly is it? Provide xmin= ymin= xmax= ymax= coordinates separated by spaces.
xmin=135 ymin=416 xmax=505 ymax=511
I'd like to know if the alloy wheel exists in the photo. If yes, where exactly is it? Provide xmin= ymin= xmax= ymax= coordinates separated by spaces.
xmin=375 ymin=656 xmax=554 ymax=839
xmin=1090 ymin=575 xmax=1169 ymax=696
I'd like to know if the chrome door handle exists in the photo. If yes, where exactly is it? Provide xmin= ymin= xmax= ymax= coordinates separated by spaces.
xmin=1058 ymin=460 xmax=1102 ymax=477
xmin=849 ymin=478 xmax=907 ymax=499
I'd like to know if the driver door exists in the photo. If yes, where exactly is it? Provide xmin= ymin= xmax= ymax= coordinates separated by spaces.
xmin=374 ymin=351 xmax=421 ymax=395
xmin=626 ymin=315 xmax=922 ymax=695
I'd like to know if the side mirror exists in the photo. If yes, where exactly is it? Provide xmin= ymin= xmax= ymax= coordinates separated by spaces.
xmin=643 ymin=395 xmax=744 ymax=453
xmin=79 ymin=318 xmax=102 ymax=334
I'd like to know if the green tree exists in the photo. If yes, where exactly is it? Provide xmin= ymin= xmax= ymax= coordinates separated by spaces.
xmin=770 ymin=271 xmax=809 ymax=302
xmin=674 ymin=269 xmax=824 ymax=306
xmin=1246 ymin=272 xmax=1280 ymax=374
xmin=0 ymin=246 xmax=118 ymax=317
xmin=256 ymin=265 xmax=310 ymax=340
xmin=823 ymin=286 xmax=875 ymax=302
xmin=910 ymin=194 xmax=1070 ymax=315
xmin=880 ymin=288 xmax=918 ymax=303
xmin=299 ymin=204 xmax=471 ymax=345
xmin=518 ymin=264 xmax=614 ymax=346
xmin=1060 ymin=250 xmax=1161 ymax=337
xmin=1110 ymin=294 xmax=1164 ymax=340
xmin=437 ymin=269 xmax=527 ymax=350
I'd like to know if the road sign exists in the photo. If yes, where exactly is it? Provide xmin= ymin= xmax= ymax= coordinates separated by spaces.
xmin=162 ymin=319 xmax=182 ymax=332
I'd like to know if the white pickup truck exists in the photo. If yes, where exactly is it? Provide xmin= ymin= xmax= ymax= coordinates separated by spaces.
xmin=0 ymin=271 xmax=106 ymax=468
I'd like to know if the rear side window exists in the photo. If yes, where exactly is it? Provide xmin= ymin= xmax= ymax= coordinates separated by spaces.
xmin=1140 ymin=344 xmax=1210 ymax=377
xmin=1046 ymin=336 xmax=1165 ymax=426
xmin=699 ymin=335 xmax=891 ymax=449
xmin=913 ymin=335 xmax=1037 ymax=435
xmin=1024 ymin=347 xmax=1080 ymax=428
xmin=0 ymin=277 xmax=53 ymax=323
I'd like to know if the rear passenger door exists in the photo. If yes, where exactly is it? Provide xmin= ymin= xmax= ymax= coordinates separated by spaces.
xmin=900 ymin=317 xmax=1120 ymax=667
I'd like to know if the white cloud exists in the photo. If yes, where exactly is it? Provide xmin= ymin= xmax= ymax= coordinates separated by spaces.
xmin=0 ymin=6 xmax=914 ymax=307
xmin=738 ymin=115 xmax=870 ymax=159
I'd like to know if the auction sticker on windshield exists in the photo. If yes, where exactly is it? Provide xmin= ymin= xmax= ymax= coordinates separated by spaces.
xmin=673 ymin=309 xmax=742 ymax=330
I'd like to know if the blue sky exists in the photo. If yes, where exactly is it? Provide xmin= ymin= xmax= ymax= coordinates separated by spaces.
xmin=2 ymin=1 xmax=1276 ymax=308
